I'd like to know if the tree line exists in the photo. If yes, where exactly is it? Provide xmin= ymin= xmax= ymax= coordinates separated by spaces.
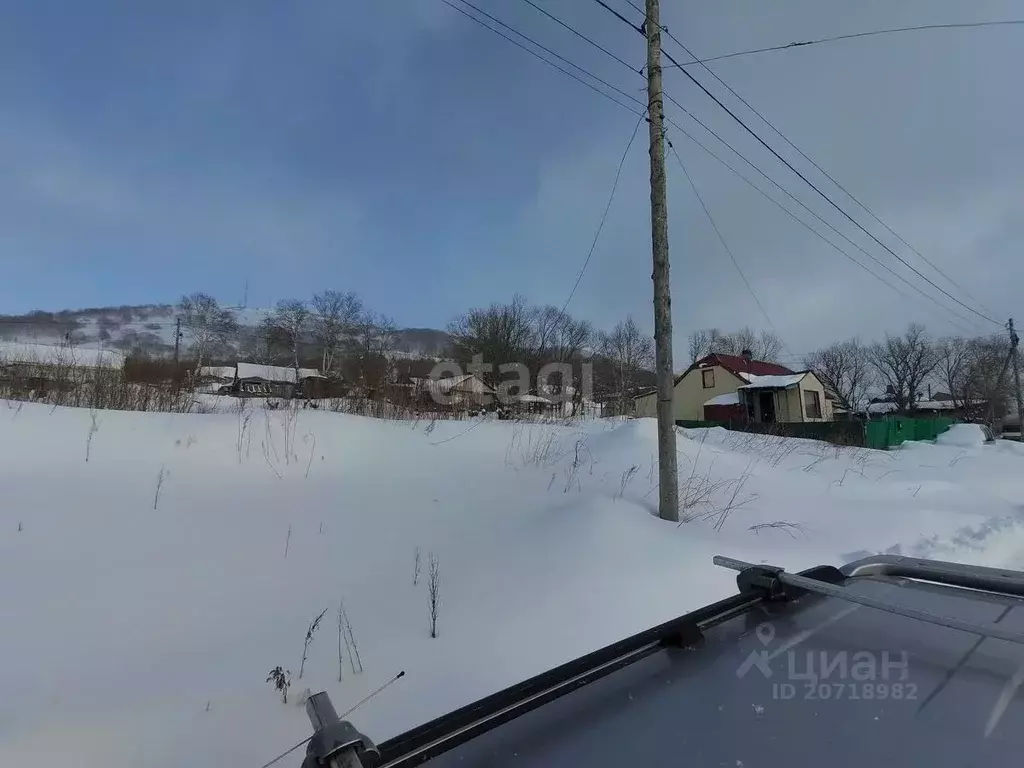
xmin=177 ymin=290 xmax=1018 ymax=419
xmin=179 ymin=291 xmax=398 ymax=390
xmin=684 ymin=323 xmax=1018 ymax=420
xmin=176 ymin=292 xmax=658 ymax=406
xmin=805 ymin=323 xmax=1017 ymax=419
xmin=446 ymin=294 xmax=657 ymax=411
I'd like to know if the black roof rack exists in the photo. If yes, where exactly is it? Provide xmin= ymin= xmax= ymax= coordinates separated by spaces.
xmin=715 ymin=555 xmax=1024 ymax=646
xmin=319 ymin=555 xmax=1024 ymax=768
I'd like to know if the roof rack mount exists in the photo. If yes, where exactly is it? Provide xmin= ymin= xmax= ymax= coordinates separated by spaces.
xmin=714 ymin=554 xmax=1024 ymax=646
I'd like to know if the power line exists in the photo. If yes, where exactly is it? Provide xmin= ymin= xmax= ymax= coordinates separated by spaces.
xmin=657 ymin=92 xmax=982 ymax=330
xmin=665 ymin=122 xmax=978 ymax=335
xmin=453 ymin=0 xmax=979 ymax=333
xmin=560 ymin=111 xmax=647 ymax=314
xmin=653 ymin=20 xmax=1002 ymax=320
xmin=517 ymin=0 xmax=641 ymax=73
xmin=448 ymin=0 xmax=645 ymax=110
xmin=662 ymin=43 xmax=1002 ymax=326
xmin=513 ymin=0 xmax=989 ymax=330
xmin=669 ymin=143 xmax=790 ymax=354
xmin=621 ymin=0 xmax=644 ymax=16
xmin=590 ymin=0 xmax=638 ymax=30
xmin=586 ymin=0 xmax=1002 ymax=327
xmin=677 ymin=19 xmax=1024 ymax=66
xmin=438 ymin=0 xmax=644 ymax=115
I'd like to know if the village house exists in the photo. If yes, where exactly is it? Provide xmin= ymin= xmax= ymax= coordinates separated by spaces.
xmin=633 ymin=351 xmax=833 ymax=424
xmin=0 ymin=340 xmax=126 ymax=397
xmin=410 ymin=373 xmax=494 ymax=408
xmin=196 ymin=362 xmax=327 ymax=398
xmin=195 ymin=365 xmax=237 ymax=393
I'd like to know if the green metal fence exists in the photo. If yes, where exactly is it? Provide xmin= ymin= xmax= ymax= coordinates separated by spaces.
xmin=676 ymin=419 xmax=865 ymax=445
xmin=677 ymin=417 xmax=955 ymax=450
xmin=864 ymin=417 xmax=954 ymax=450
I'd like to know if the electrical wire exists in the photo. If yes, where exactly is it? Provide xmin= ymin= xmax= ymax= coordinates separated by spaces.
xmin=517 ymin=0 xmax=641 ymax=73
xmin=678 ymin=19 xmax=1024 ymax=66
xmin=663 ymin=45 xmax=1002 ymax=326
xmin=512 ymin=0 xmax=988 ymax=330
xmin=660 ymin=92 xmax=981 ymax=330
xmin=590 ymin=0 xmax=639 ymax=30
xmin=447 ymin=0 xmax=644 ymax=110
xmin=438 ymin=0 xmax=643 ymax=115
xmin=669 ymin=143 xmax=787 ymax=349
xmin=559 ymin=111 xmax=646 ymax=314
xmin=654 ymin=21 xmax=1002 ymax=319
xmin=444 ymin=0 xmax=980 ymax=333
xmin=585 ymin=0 xmax=1002 ymax=327
xmin=667 ymin=123 xmax=977 ymax=335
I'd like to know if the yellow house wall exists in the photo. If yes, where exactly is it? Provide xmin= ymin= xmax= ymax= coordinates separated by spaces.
xmin=744 ymin=374 xmax=833 ymax=423
xmin=634 ymin=365 xmax=745 ymax=420
xmin=673 ymin=365 xmax=745 ymax=421
xmin=797 ymin=373 xmax=832 ymax=422
xmin=634 ymin=392 xmax=657 ymax=417
xmin=635 ymin=370 xmax=835 ymax=423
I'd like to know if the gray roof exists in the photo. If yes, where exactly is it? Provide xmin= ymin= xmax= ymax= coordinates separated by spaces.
xmin=377 ymin=556 xmax=1024 ymax=767
xmin=235 ymin=362 xmax=324 ymax=383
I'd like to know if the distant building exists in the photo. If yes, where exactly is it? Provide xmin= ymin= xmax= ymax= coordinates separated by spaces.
xmin=0 ymin=340 xmax=125 ymax=397
xmin=634 ymin=351 xmax=833 ymax=423
xmin=410 ymin=373 xmax=493 ymax=408
xmin=196 ymin=362 xmax=328 ymax=398
xmin=0 ymin=340 xmax=125 ymax=370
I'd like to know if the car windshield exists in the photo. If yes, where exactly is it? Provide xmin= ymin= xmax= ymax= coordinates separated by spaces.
xmin=1 ymin=2 xmax=1022 ymax=767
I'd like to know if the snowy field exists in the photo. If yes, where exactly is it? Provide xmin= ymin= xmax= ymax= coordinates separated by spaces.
xmin=2 ymin=401 xmax=1024 ymax=767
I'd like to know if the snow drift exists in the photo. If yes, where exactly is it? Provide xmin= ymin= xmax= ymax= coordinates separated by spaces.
xmin=1 ymin=400 xmax=1023 ymax=767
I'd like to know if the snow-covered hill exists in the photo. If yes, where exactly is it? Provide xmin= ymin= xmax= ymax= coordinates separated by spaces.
xmin=2 ymin=403 xmax=1023 ymax=767
xmin=0 ymin=305 xmax=452 ymax=359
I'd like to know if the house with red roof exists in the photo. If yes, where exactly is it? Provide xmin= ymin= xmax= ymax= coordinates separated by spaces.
xmin=633 ymin=350 xmax=833 ymax=423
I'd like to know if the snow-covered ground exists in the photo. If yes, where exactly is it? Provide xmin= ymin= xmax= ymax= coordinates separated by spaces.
xmin=2 ymin=403 xmax=1024 ymax=767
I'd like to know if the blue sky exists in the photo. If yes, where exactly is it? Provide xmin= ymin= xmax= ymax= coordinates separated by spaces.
xmin=2 ymin=0 xmax=1022 ymax=360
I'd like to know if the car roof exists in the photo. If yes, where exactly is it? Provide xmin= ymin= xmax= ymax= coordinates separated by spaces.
xmin=374 ymin=556 xmax=1024 ymax=768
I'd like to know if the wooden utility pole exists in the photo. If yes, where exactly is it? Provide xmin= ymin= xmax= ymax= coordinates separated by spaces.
xmin=1010 ymin=318 xmax=1022 ymax=441
xmin=645 ymin=0 xmax=679 ymax=522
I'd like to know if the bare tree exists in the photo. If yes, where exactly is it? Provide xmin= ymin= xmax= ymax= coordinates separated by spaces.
xmin=448 ymin=295 xmax=535 ymax=385
xmin=687 ymin=326 xmax=783 ymax=363
xmin=348 ymin=310 xmax=398 ymax=390
xmin=240 ymin=321 xmax=276 ymax=365
xmin=805 ymin=339 xmax=873 ymax=414
xmin=449 ymin=297 xmax=593 ymax=404
xmin=936 ymin=336 xmax=973 ymax=408
xmin=687 ymin=328 xmax=721 ymax=363
xmin=178 ymin=293 xmax=238 ymax=371
xmin=530 ymin=306 xmax=591 ymax=400
xmin=963 ymin=334 xmax=1016 ymax=423
xmin=733 ymin=327 xmax=784 ymax=363
xmin=868 ymin=323 xmax=939 ymax=411
xmin=599 ymin=316 xmax=655 ymax=412
xmin=311 ymin=290 xmax=363 ymax=375
xmin=267 ymin=299 xmax=311 ymax=378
